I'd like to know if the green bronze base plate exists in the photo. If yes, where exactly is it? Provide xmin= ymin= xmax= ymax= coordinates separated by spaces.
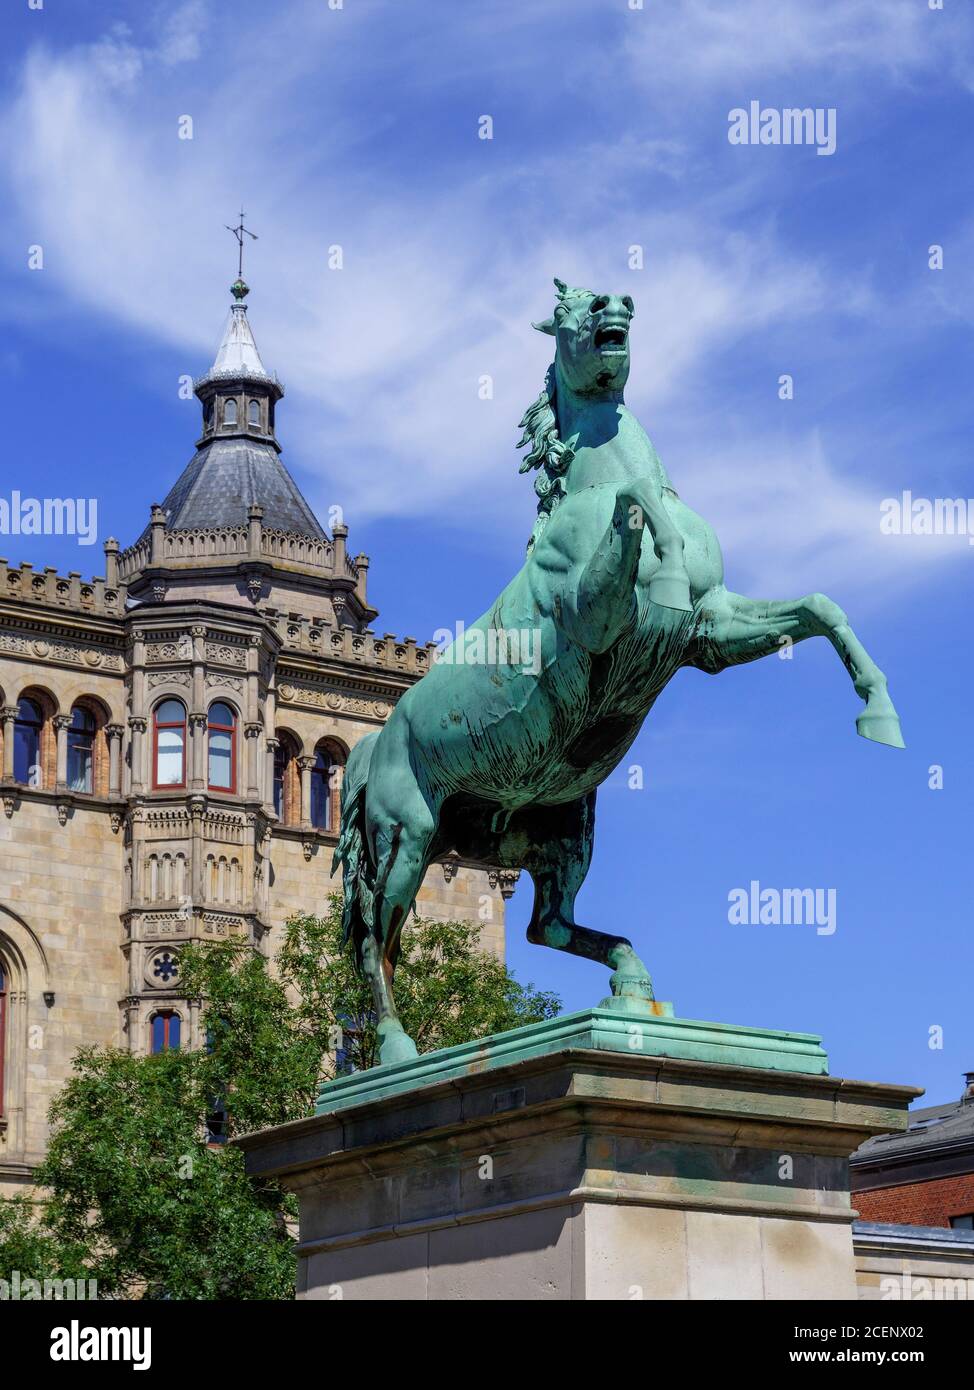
xmin=315 ymin=1006 xmax=828 ymax=1115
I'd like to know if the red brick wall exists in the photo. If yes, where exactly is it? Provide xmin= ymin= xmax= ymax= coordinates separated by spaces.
xmin=856 ymin=1172 xmax=974 ymax=1228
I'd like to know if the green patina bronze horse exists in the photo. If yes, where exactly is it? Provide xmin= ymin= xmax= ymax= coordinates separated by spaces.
xmin=334 ymin=278 xmax=904 ymax=1066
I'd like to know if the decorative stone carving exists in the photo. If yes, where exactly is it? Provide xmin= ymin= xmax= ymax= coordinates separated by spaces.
xmin=148 ymin=671 xmax=191 ymax=687
xmin=0 ymin=628 xmax=122 ymax=671
xmin=142 ymin=914 xmax=191 ymax=938
xmin=145 ymin=948 xmax=180 ymax=988
xmin=202 ymin=914 xmax=245 ymax=936
xmin=276 ymin=683 xmax=391 ymax=720
xmin=205 ymin=643 xmax=246 ymax=667
xmin=487 ymin=868 xmax=522 ymax=900
xmin=56 ymin=801 xmax=70 ymax=827
xmin=2 ymin=793 xmax=15 ymax=819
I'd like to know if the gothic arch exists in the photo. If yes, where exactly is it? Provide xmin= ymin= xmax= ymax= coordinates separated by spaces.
xmin=0 ymin=904 xmax=50 ymax=1162
xmin=0 ymin=904 xmax=51 ymax=989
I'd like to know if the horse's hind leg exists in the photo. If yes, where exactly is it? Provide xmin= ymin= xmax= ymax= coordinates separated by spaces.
xmin=365 ymin=761 xmax=437 ymax=1066
xmin=519 ymin=793 xmax=655 ymax=1005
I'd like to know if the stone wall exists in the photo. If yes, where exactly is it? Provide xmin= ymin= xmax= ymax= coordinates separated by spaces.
xmin=0 ymin=798 xmax=124 ymax=1196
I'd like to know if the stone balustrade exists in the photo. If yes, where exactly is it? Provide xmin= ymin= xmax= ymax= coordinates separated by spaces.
xmin=0 ymin=555 xmax=127 ymax=618
xmin=265 ymin=610 xmax=437 ymax=674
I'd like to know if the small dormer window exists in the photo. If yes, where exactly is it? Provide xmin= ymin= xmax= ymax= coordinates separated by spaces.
xmin=248 ymin=399 xmax=260 ymax=428
xmin=223 ymin=398 xmax=237 ymax=427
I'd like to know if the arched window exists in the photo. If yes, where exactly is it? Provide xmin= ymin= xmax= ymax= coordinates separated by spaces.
xmin=273 ymin=733 xmax=299 ymax=824
xmin=67 ymin=705 xmax=96 ymax=793
xmin=311 ymin=745 xmax=343 ymax=831
xmin=150 ymin=1010 xmax=181 ymax=1054
xmin=0 ymin=960 xmax=6 ymax=1117
xmin=207 ymin=702 xmax=236 ymax=792
xmin=222 ymin=398 xmax=237 ymax=427
xmin=153 ymin=700 xmax=186 ymax=788
xmin=247 ymin=399 xmax=260 ymax=427
xmin=13 ymin=698 xmax=43 ymax=786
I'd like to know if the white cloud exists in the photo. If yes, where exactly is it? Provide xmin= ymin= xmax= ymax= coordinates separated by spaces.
xmin=622 ymin=0 xmax=970 ymax=90
xmin=678 ymin=429 xmax=972 ymax=604
xmin=0 ymin=0 xmax=968 ymax=609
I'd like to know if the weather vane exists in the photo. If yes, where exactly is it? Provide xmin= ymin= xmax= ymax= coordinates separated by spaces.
xmin=225 ymin=209 xmax=257 ymax=299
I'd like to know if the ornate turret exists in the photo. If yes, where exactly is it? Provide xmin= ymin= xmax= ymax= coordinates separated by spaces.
xmin=119 ymin=268 xmax=376 ymax=626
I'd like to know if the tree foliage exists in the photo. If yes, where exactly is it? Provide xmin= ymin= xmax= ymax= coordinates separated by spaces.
xmin=0 ymin=898 xmax=559 ymax=1299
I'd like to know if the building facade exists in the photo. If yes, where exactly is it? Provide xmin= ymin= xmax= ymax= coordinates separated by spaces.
xmin=0 ymin=282 xmax=511 ymax=1195
xmin=851 ymin=1072 xmax=974 ymax=1230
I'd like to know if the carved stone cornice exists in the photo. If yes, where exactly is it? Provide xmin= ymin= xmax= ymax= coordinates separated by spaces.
xmin=0 ymin=623 xmax=124 ymax=673
xmin=277 ymin=681 xmax=393 ymax=722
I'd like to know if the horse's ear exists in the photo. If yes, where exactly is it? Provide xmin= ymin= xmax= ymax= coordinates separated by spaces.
xmin=532 ymin=317 xmax=557 ymax=336
xmin=553 ymin=277 xmax=567 ymax=294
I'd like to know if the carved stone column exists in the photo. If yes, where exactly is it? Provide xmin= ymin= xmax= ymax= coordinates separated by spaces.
xmin=1 ymin=705 xmax=17 ymax=780
xmin=105 ymin=723 xmax=125 ymax=796
xmin=265 ymin=738 xmax=279 ymax=816
xmin=128 ymin=716 xmax=147 ymax=793
xmin=244 ymin=722 xmax=262 ymax=799
xmin=298 ymin=755 xmax=315 ymax=828
xmin=265 ymin=738 xmax=280 ymax=816
xmin=54 ymin=714 xmax=72 ymax=788
xmin=189 ymin=712 xmax=207 ymax=791
xmin=190 ymin=795 xmax=206 ymax=901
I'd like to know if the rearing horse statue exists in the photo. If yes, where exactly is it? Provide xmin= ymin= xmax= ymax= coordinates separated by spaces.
xmin=334 ymin=278 xmax=904 ymax=1066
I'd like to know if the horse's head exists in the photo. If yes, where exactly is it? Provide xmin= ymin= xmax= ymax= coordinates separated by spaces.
xmin=533 ymin=278 xmax=635 ymax=395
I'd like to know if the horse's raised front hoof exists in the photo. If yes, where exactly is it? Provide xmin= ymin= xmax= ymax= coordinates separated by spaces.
xmin=648 ymin=572 xmax=693 ymax=613
xmin=377 ymin=1019 xmax=419 ymax=1067
xmin=856 ymin=708 xmax=906 ymax=749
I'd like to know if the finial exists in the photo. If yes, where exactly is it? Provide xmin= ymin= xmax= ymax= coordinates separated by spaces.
xmin=225 ymin=208 xmax=257 ymax=300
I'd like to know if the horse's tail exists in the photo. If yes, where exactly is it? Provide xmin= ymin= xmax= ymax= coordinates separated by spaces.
xmin=331 ymin=731 xmax=379 ymax=965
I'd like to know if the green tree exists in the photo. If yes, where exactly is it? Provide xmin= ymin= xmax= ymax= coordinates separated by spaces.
xmin=0 ymin=898 xmax=559 ymax=1299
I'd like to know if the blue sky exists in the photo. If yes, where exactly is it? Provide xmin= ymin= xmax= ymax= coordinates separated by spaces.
xmin=1 ymin=0 xmax=972 ymax=1104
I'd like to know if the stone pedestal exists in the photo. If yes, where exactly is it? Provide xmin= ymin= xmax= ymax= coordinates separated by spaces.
xmin=239 ymin=1010 xmax=919 ymax=1301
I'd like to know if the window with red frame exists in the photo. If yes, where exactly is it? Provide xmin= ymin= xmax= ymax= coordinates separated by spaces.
xmin=207 ymin=702 xmax=236 ymax=792
xmin=153 ymin=699 xmax=187 ymax=788
xmin=150 ymin=1011 xmax=181 ymax=1053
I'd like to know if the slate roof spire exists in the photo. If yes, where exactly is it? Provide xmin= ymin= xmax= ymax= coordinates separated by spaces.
xmin=205 ymin=300 xmax=271 ymax=382
xmin=148 ymin=276 xmax=327 ymax=540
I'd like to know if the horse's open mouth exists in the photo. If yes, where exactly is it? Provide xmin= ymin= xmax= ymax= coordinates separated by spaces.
xmin=594 ymin=325 xmax=628 ymax=351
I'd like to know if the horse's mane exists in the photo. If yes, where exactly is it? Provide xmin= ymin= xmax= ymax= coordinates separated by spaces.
xmin=517 ymin=363 xmax=575 ymax=552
